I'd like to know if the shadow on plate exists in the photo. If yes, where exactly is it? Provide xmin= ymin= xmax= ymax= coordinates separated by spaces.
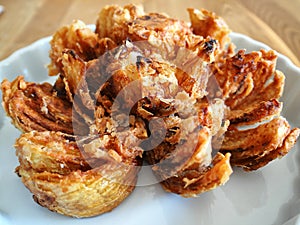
xmin=0 ymin=210 xmax=11 ymax=225
xmin=272 ymin=142 xmax=300 ymax=225
xmin=221 ymin=168 xmax=267 ymax=216
xmin=0 ymin=99 xmax=4 ymax=129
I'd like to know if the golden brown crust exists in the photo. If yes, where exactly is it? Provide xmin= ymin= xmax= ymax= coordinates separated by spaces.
xmin=237 ymin=128 xmax=300 ymax=171
xmin=227 ymin=99 xmax=282 ymax=126
xmin=127 ymin=13 xmax=220 ymax=64
xmin=219 ymin=101 xmax=295 ymax=170
xmin=48 ymin=20 xmax=97 ymax=75
xmin=127 ymin=12 xmax=192 ymax=42
xmin=60 ymin=49 xmax=87 ymax=101
xmin=160 ymin=152 xmax=232 ymax=197
xmin=1 ymin=76 xmax=74 ymax=134
xmin=221 ymin=117 xmax=290 ymax=153
xmin=95 ymin=4 xmax=144 ymax=44
xmin=19 ymin=168 xmax=137 ymax=218
xmin=211 ymin=46 xmax=297 ymax=170
xmin=145 ymin=115 xmax=232 ymax=197
xmin=15 ymin=130 xmax=141 ymax=218
xmin=188 ymin=8 xmax=231 ymax=50
xmin=48 ymin=20 xmax=117 ymax=76
xmin=15 ymin=131 xmax=90 ymax=174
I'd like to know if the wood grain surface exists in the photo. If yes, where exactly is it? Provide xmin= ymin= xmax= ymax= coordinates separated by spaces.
xmin=0 ymin=0 xmax=299 ymax=66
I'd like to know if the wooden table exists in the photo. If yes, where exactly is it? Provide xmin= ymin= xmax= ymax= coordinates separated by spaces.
xmin=0 ymin=0 xmax=300 ymax=67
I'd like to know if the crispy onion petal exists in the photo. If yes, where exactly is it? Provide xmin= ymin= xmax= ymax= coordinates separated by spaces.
xmin=220 ymin=117 xmax=300 ymax=170
xmin=1 ymin=76 xmax=75 ymax=134
xmin=160 ymin=152 xmax=232 ymax=197
xmin=15 ymin=130 xmax=141 ymax=218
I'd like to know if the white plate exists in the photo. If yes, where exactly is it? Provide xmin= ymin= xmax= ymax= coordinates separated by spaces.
xmin=1 ymin=32 xmax=300 ymax=225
